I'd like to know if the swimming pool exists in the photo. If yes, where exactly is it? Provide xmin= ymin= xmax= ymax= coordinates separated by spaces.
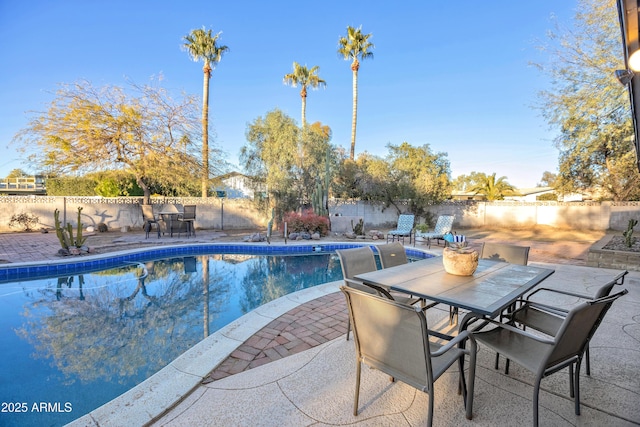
xmin=0 ymin=243 xmax=431 ymax=426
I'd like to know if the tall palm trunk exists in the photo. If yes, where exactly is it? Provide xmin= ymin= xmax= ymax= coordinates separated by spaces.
xmin=300 ymin=86 xmax=307 ymax=128
xmin=201 ymin=62 xmax=211 ymax=198
xmin=301 ymin=97 xmax=307 ymax=128
xmin=350 ymin=60 xmax=360 ymax=160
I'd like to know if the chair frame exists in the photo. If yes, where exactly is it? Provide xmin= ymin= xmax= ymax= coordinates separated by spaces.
xmin=506 ymin=270 xmax=628 ymax=375
xmin=336 ymin=247 xmax=421 ymax=340
xmin=177 ymin=205 xmax=196 ymax=237
xmin=478 ymin=242 xmax=530 ymax=366
xmin=376 ymin=242 xmax=408 ymax=269
xmin=414 ymin=214 xmax=454 ymax=248
xmin=140 ymin=204 xmax=160 ymax=239
xmin=341 ymin=285 xmax=476 ymax=425
xmin=386 ymin=214 xmax=415 ymax=245
xmin=473 ymin=289 xmax=628 ymax=426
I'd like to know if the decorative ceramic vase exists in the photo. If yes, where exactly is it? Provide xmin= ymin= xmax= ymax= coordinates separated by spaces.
xmin=442 ymin=247 xmax=479 ymax=276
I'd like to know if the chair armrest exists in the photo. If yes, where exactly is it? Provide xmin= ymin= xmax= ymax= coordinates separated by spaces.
xmin=430 ymin=330 xmax=475 ymax=356
xmin=508 ymin=300 xmax=569 ymax=317
xmin=470 ymin=318 xmax=555 ymax=345
xmin=526 ymin=287 xmax=592 ymax=301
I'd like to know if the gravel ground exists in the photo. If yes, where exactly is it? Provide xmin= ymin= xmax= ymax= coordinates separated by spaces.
xmin=601 ymin=235 xmax=640 ymax=252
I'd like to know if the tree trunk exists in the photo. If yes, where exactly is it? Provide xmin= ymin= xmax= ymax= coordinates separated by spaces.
xmin=202 ymin=63 xmax=211 ymax=198
xmin=301 ymin=92 xmax=307 ymax=128
xmin=350 ymin=64 xmax=359 ymax=160
xmin=136 ymin=175 xmax=151 ymax=205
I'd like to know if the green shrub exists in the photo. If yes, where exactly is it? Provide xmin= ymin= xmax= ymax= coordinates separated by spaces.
xmin=282 ymin=210 xmax=330 ymax=236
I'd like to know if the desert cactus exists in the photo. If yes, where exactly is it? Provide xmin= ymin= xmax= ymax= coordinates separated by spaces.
xmin=311 ymin=181 xmax=328 ymax=217
xmin=623 ymin=218 xmax=638 ymax=247
xmin=352 ymin=218 xmax=364 ymax=236
xmin=54 ymin=207 xmax=86 ymax=250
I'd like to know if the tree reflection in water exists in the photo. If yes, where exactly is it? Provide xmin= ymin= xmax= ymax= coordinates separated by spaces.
xmin=239 ymin=253 xmax=342 ymax=313
xmin=16 ymin=256 xmax=233 ymax=384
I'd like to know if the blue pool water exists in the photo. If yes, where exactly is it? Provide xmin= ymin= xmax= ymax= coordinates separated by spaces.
xmin=0 ymin=244 xmax=430 ymax=426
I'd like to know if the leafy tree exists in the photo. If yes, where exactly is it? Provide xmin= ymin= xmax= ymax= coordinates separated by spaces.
xmin=534 ymin=0 xmax=640 ymax=200
xmin=46 ymin=177 xmax=99 ymax=196
xmin=240 ymin=109 xmax=336 ymax=218
xmin=6 ymin=169 xmax=29 ymax=179
xmin=183 ymin=27 xmax=229 ymax=198
xmin=283 ymin=62 xmax=326 ymax=127
xmin=13 ymin=79 xmax=208 ymax=203
xmin=333 ymin=143 xmax=451 ymax=220
xmin=338 ymin=26 xmax=374 ymax=160
xmin=384 ymin=142 xmax=451 ymax=215
xmin=332 ymin=156 xmax=363 ymax=199
xmin=538 ymin=171 xmax=558 ymax=187
xmin=452 ymin=171 xmax=491 ymax=192
xmin=468 ymin=172 xmax=515 ymax=201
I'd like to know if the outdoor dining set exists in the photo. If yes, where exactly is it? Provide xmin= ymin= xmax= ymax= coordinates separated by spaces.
xmin=336 ymin=238 xmax=628 ymax=427
xmin=140 ymin=204 xmax=196 ymax=238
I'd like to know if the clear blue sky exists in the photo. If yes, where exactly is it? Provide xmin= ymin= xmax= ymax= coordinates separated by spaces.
xmin=0 ymin=0 xmax=579 ymax=188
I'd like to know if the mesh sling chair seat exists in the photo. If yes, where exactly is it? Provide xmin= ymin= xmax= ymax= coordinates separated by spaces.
xmin=376 ymin=242 xmax=409 ymax=269
xmin=480 ymin=242 xmax=530 ymax=265
xmin=386 ymin=214 xmax=415 ymax=244
xmin=341 ymin=285 xmax=477 ymax=426
xmin=507 ymin=270 xmax=628 ymax=376
xmin=449 ymin=242 xmax=531 ymax=325
xmin=414 ymin=214 xmax=454 ymax=248
xmin=472 ymin=289 xmax=628 ymax=427
xmin=336 ymin=246 xmax=422 ymax=341
xmin=376 ymin=242 xmax=438 ymax=309
xmin=140 ymin=204 xmax=161 ymax=239
xmin=177 ymin=205 xmax=196 ymax=237
xmin=477 ymin=242 xmax=531 ymax=366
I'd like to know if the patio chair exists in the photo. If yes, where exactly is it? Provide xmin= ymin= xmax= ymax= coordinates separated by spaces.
xmin=386 ymin=214 xmax=415 ymax=244
xmin=336 ymin=247 xmax=421 ymax=340
xmin=341 ymin=285 xmax=476 ymax=425
xmin=480 ymin=242 xmax=530 ymax=265
xmin=472 ymin=289 xmax=628 ymax=427
xmin=177 ymin=205 xmax=196 ymax=237
xmin=376 ymin=242 xmax=408 ymax=268
xmin=479 ymin=242 xmax=530 ymax=366
xmin=414 ymin=214 xmax=454 ymax=248
xmin=140 ymin=204 xmax=160 ymax=239
xmin=507 ymin=270 xmax=628 ymax=375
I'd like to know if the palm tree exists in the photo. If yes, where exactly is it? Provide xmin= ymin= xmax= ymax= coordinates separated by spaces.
xmin=338 ymin=26 xmax=374 ymax=160
xmin=469 ymin=173 xmax=516 ymax=201
xmin=283 ymin=62 xmax=326 ymax=127
xmin=183 ymin=27 xmax=229 ymax=198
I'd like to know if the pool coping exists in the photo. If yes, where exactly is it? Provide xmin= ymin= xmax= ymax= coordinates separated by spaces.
xmin=11 ymin=242 xmax=433 ymax=426
xmin=0 ymin=241 xmax=431 ymax=283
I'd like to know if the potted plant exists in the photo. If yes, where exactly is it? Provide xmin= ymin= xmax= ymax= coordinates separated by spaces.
xmin=442 ymin=241 xmax=479 ymax=276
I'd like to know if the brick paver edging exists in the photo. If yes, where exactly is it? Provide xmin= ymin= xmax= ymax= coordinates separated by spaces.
xmin=202 ymin=292 xmax=348 ymax=383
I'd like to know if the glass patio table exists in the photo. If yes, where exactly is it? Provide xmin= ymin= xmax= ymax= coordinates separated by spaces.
xmin=354 ymin=257 xmax=555 ymax=331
